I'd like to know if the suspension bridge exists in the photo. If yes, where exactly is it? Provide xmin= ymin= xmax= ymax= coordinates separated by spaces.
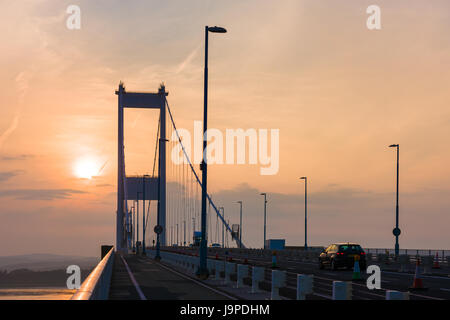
xmin=70 ymin=83 xmax=450 ymax=301
xmin=115 ymin=82 xmax=243 ymax=255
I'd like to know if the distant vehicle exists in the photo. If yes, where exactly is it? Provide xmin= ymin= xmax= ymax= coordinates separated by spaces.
xmin=172 ymin=244 xmax=178 ymax=247
xmin=193 ymin=231 xmax=202 ymax=247
xmin=211 ymin=243 xmax=221 ymax=248
xmin=318 ymin=243 xmax=366 ymax=270
xmin=265 ymin=239 xmax=285 ymax=250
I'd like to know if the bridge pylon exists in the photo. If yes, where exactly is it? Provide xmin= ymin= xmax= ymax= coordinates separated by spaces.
xmin=115 ymin=82 xmax=168 ymax=252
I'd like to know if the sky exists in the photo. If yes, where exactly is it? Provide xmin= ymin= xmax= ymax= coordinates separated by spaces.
xmin=1 ymin=0 xmax=450 ymax=256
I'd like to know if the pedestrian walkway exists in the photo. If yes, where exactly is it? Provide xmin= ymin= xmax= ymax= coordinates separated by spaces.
xmin=109 ymin=253 xmax=232 ymax=300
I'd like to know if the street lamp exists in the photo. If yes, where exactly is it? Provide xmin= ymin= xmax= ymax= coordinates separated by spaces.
xmin=389 ymin=144 xmax=400 ymax=257
xmin=183 ymin=220 xmax=186 ymax=247
xmin=142 ymin=174 xmax=151 ymax=256
xmin=132 ymin=204 xmax=136 ymax=253
xmin=219 ymin=207 xmax=225 ymax=248
xmin=137 ymin=192 xmax=142 ymax=252
xmin=260 ymin=193 xmax=267 ymax=249
xmin=299 ymin=177 xmax=308 ymax=251
xmin=236 ymin=201 xmax=243 ymax=248
xmin=198 ymin=25 xmax=227 ymax=279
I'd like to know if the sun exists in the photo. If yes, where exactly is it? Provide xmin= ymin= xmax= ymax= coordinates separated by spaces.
xmin=74 ymin=158 xmax=99 ymax=179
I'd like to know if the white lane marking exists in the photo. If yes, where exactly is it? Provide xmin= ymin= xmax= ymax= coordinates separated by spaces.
xmin=440 ymin=288 xmax=450 ymax=292
xmin=353 ymin=289 xmax=386 ymax=299
xmin=382 ymin=271 xmax=450 ymax=281
xmin=409 ymin=292 xmax=443 ymax=300
xmin=156 ymin=261 xmax=238 ymax=300
xmin=120 ymin=255 xmax=147 ymax=300
xmin=313 ymin=292 xmax=332 ymax=300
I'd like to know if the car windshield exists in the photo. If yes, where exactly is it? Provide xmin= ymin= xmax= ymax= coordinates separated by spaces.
xmin=339 ymin=245 xmax=363 ymax=253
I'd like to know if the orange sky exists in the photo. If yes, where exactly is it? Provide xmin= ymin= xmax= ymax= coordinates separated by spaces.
xmin=1 ymin=0 xmax=450 ymax=256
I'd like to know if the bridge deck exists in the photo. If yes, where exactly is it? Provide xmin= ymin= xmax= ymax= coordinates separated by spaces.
xmin=109 ymin=253 xmax=231 ymax=300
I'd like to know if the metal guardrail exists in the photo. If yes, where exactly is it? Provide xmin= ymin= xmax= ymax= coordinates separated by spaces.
xmin=366 ymin=248 xmax=450 ymax=258
xmin=71 ymin=247 xmax=115 ymax=300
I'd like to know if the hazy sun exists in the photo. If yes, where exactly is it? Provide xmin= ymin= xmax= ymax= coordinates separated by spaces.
xmin=74 ymin=158 xmax=99 ymax=179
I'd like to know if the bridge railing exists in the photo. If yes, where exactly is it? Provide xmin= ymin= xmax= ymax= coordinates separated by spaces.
xmin=71 ymin=246 xmax=115 ymax=300
xmin=366 ymin=248 xmax=450 ymax=259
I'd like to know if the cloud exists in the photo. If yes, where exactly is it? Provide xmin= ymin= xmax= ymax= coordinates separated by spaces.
xmin=175 ymin=43 xmax=202 ymax=75
xmin=0 ymin=154 xmax=34 ymax=161
xmin=0 ymin=189 xmax=87 ymax=200
xmin=0 ymin=170 xmax=24 ymax=182
xmin=181 ymin=183 xmax=450 ymax=249
xmin=0 ymin=114 xmax=20 ymax=151
xmin=95 ymin=183 xmax=112 ymax=188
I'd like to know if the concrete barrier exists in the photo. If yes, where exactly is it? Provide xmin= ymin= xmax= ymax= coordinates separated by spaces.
xmin=332 ymin=281 xmax=352 ymax=300
xmin=386 ymin=290 xmax=409 ymax=300
xmin=251 ymin=266 xmax=264 ymax=293
xmin=271 ymin=270 xmax=286 ymax=300
xmin=215 ymin=260 xmax=224 ymax=281
xmin=71 ymin=247 xmax=115 ymax=300
xmin=297 ymin=274 xmax=314 ymax=300
xmin=225 ymin=262 xmax=236 ymax=285
xmin=237 ymin=264 xmax=249 ymax=288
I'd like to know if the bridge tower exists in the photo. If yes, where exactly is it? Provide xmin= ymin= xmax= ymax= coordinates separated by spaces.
xmin=116 ymin=83 xmax=168 ymax=252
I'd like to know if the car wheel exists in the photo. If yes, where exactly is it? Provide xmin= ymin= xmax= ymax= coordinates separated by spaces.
xmin=331 ymin=259 xmax=337 ymax=271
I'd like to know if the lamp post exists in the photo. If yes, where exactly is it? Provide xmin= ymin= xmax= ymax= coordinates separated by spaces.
xmin=260 ymin=193 xmax=267 ymax=249
xmin=198 ymin=25 xmax=227 ymax=279
xmin=137 ymin=192 xmax=142 ymax=252
xmin=132 ymin=204 xmax=136 ymax=252
xmin=142 ymin=175 xmax=150 ymax=256
xmin=299 ymin=177 xmax=308 ymax=251
xmin=131 ymin=204 xmax=135 ymax=252
xmin=389 ymin=144 xmax=400 ymax=257
xmin=236 ymin=201 xmax=243 ymax=248
xmin=219 ymin=207 xmax=225 ymax=248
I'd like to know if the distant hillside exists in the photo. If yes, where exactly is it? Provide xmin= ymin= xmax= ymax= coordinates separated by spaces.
xmin=0 ymin=268 xmax=93 ymax=288
xmin=0 ymin=254 xmax=98 ymax=272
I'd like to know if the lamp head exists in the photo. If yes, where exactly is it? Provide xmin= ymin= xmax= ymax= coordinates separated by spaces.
xmin=300 ymin=177 xmax=306 ymax=180
xmin=208 ymin=26 xmax=227 ymax=33
xmin=389 ymin=144 xmax=399 ymax=148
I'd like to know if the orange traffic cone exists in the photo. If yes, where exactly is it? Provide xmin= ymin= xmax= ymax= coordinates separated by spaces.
xmin=215 ymin=253 xmax=219 ymax=260
xmin=432 ymin=252 xmax=440 ymax=269
xmin=409 ymin=258 xmax=427 ymax=291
